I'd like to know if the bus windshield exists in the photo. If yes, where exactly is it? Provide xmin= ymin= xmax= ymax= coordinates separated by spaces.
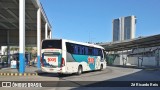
xmin=42 ymin=40 xmax=62 ymax=49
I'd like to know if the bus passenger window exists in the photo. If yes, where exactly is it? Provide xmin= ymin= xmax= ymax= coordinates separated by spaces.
xmin=81 ymin=46 xmax=84 ymax=55
xmin=74 ymin=45 xmax=78 ymax=54
xmin=93 ymin=48 xmax=98 ymax=56
xmin=98 ymin=49 xmax=103 ymax=58
xmin=70 ymin=45 xmax=74 ymax=53
xmin=103 ymin=50 xmax=107 ymax=59
xmin=88 ymin=48 xmax=93 ymax=55
xmin=66 ymin=43 xmax=74 ymax=54
xmin=78 ymin=46 xmax=81 ymax=54
xmin=84 ymin=47 xmax=88 ymax=55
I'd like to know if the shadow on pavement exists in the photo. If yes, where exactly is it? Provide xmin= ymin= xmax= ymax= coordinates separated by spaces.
xmin=58 ymin=70 xmax=103 ymax=79
xmin=65 ymin=68 xmax=160 ymax=90
xmin=0 ymin=63 xmax=10 ymax=69
xmin=110 ymin=65 xmax=160 ymax=70
xmin=37 ymin=69 xmax=102 ymax=78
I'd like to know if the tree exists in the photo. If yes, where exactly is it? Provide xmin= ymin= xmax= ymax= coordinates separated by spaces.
xmin=25 ymin=47 xmax=33 ymax=53
xmin=10 ymin=47 xmax=16 ymax=54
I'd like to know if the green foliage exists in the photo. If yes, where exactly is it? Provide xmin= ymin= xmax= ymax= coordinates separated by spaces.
xmin=2 ymin=56 xmax=8 ymax=62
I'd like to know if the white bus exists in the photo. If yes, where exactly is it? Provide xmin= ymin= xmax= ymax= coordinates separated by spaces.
xmin=41 ymin=39 xmax=107 ymax=75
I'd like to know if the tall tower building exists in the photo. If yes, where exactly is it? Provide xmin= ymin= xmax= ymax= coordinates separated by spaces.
xmin=113 ymin=15 xmax=136 ymax=42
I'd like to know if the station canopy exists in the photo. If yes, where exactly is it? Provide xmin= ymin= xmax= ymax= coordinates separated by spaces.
xmin=99 ymin=34 xmax=160 ymax=51
xmin=0 ymin=0 xmax=52 ymax=47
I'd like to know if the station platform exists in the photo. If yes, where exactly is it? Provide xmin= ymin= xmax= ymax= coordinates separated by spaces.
xmin=0 ymin=66 xmax=43 ymax=76
xmin=109 ymin=65 xmax=160 ymax=71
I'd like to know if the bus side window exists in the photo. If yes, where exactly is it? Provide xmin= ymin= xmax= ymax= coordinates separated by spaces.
xmin=92 ymin=48 xmax=94 ymax=55
xmin=74 ymin=45 xmax=78 ymax=54
xmin=71 ymin=45 xmax=75 ymax=53
xmin=84 ymin=47 xmax=88 ymax=55
xmin=98 ymin=49 xmax=103 ymax=58
xmin=88 ymin=47 xmax=93 ymax=55
xmin=66 ymin=43 xmax=74 ymax=54
xmin=93 ymin=48 xmax=98 ymax=56
xmin=78 ymin=45 xmax=83 ymax=55
xmin=81 ymin=46 xmax=84 ymax=55
xmin=103 ymin=50 xmax=107 ymax=59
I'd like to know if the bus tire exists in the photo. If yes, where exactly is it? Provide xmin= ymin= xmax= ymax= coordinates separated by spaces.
xmin=77 ymin=65 xmax=82 ymax=75
xmin=100 ymin=64 xmax=103 ymax=71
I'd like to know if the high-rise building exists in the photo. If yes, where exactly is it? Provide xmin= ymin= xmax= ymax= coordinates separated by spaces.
xmin=113 ymin=15 xmax=136 ymax=42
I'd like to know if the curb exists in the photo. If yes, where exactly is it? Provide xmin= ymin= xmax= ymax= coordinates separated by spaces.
xmin=144 ymin=68 xmax=160 ymax=71
xmin=0 ymin=72 xmax=38 ymax=76
xmin=110 ymin=65 xmax=160 ymax=70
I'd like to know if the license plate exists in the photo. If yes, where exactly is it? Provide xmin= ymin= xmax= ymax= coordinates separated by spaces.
xmin=50 ymin=69 xmax=54 ymax=71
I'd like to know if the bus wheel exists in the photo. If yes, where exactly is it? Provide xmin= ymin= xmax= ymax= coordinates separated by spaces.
xmin=100 ymin=64 xmax=103 ymax=71
xmin=77 ymin=65 xmax=82 ymax=75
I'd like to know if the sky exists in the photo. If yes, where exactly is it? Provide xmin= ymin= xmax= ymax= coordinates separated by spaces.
xmin=40 ymin=0 xmax=160 ymax=43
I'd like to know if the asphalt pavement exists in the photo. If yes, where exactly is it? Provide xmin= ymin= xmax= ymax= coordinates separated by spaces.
xmin=0 ymin=66 xmax=160 ymax=90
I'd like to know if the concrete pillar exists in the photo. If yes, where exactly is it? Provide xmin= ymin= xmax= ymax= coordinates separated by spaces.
xmin=19 ymin=0 xmax=25 ymax=73
xmin=45 ymin=23 xmax=48 ymax=39
xmin=7 ymin=46 xmax=10 ymax=65
xmin=122 ymin=50 xmax=124 ymax=66
xmin=49 ymin=30 xmax=52 ymax=39
xmin=37 ymin=8 xmax=41 ymax=69
xmin=155 ymin=48 xmax=159 ymax=67
xmin=7 ymin=30 xmax=10 ymax=66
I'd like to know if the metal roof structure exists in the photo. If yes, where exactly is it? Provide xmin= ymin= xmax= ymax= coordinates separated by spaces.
xmin=0 ymin=0 xmax=53 ymax=73
xmin=99 ymin=34 xmax=160 ymax=51
xmin=0 ymin=0 xmax=52 ymax=47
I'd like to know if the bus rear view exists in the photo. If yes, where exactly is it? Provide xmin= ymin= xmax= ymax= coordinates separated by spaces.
xmin=41 ymin=39 xmax=65 ymax=73
xmin=41 ymin=39 xmax=106 ymax=75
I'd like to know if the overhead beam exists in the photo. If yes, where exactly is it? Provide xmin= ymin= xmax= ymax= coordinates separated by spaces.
xmin=0 ymin=18 xmax=36 ymax=23
xmin=13 ymin=0 xmax=18 ymax=5
xmin=5 ymin=9 xmax=30 ymax=29
xmin=0 ymin=14 xmax=18 ymax=28
xmin=31 ymin=0 xmax=39 ymax=8
xmin=0 ymin=22 xmax=10 ymax=29
xmin=0 ymin=2 xmax=36 ymax=11
xmin=25 ymin=12 xmax=34 ymax=30
xmin=6 ymin=9 xmax=18 ymax=20
xmin=26 ymin=12 xmax=32 ymax=20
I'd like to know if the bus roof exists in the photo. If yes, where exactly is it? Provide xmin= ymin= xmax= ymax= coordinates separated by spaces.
xmin=42 ymin=39 xmax=104 ymax=49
